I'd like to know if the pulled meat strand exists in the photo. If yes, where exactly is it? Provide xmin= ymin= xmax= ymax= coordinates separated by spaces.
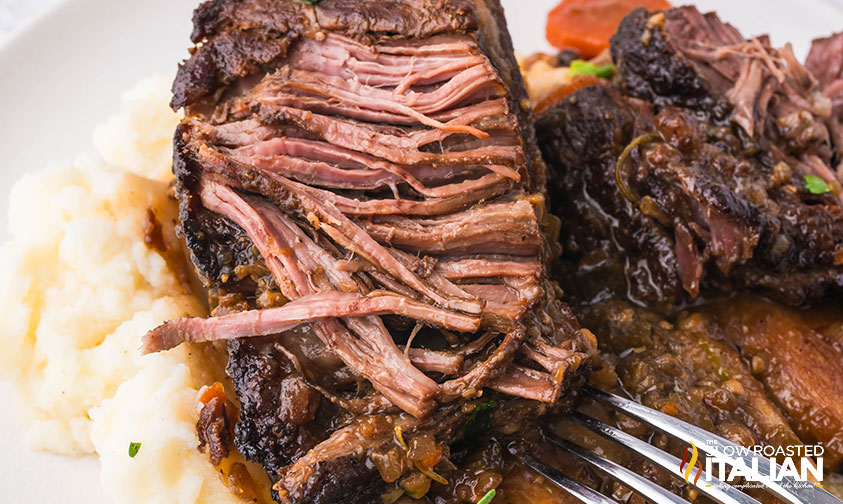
xmin=143 ymin=290 xmax=480 ymax=353
xmin=404 ymin=348 xmax=464 ymax=375
xmin=488 ymin=366 xmax=561 ymax=403
xmin=362 ymin=199 xmax=543 ymax=256
xmin=198 ymin=180 xmax=441 ymax=416
xmin=433 ymin=258 xmax=541 ymax=280
xmin=273 ymin=67 xmax=495 ymax=138
xmin=440 ymin=326 xmax=526 ymax=398
xmin=226 ymin=136 xmax=509 ymax=198
xmin=259 ymin=104 xmax=521 ymax=168
xmin=197 ymin=146 xmax=486 ymax=315
xmin=289 ymin=34 xmax=483 ymax=90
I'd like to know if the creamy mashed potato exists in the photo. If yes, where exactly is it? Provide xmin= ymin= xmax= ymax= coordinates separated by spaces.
xmin=0 ymin=75 xmax=257 ymax=503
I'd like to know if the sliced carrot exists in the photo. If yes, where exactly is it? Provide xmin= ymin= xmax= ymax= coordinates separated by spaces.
xmin=546 ymin=0 xmax=672 ymax=59
xmin=198 ymin=381 xmax=227 ymax=405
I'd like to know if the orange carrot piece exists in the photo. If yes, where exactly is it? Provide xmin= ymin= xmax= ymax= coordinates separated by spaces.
xmin=547 ymin=0 xmax=672 ymax=59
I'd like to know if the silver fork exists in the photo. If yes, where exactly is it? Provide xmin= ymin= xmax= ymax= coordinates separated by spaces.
xmin=524 ymin=386 xmax=843 ymax=504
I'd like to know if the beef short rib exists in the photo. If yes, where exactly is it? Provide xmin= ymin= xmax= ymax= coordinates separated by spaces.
xmin=538 ymin=6 xmax=843 ymax=311
xmin=152 ymin=1 xmax=597 ymax=502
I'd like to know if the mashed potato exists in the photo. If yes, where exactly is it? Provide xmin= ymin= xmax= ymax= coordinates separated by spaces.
xmin=0 ymin=75 xmax=259 ymax=503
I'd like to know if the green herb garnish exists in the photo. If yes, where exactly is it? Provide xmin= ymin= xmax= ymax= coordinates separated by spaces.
xmin=569 ymin=59 xmax=615 ymax=79
xmin=477 ymin=489 xmax=497 ymax=504
xmin=804 ymin=174 xmax=831 ymax=195
xmin=128 ymin=442 xmax=142 ymax=458
xmin=464 ymin=400 xmax=495 ymax=439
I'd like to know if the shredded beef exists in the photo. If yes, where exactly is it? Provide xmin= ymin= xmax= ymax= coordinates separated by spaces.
xmin=151 ymin=1 xmax=597 ymax=502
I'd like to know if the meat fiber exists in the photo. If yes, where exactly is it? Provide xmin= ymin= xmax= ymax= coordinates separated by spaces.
xmin=538 ymin=6 xmax=843 ymax=311
xmin=153 ymin=1 xmax=596 ymax=502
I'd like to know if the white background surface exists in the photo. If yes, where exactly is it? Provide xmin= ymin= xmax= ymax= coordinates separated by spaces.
xmin=0 ymin=0 xmax=61 ymax=39
xmin=0 ymin=0 xmax=842 ymax=502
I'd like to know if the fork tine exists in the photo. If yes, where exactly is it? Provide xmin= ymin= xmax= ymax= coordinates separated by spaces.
xmin=572 ymin=411 xmax=762 ymax=504
xmin=523 ymin=455 xmax=618 ymax=504
xmin=548 ymin=434 xmax=691 ymax=504
xmin=584 ymin=386 xmax=843 ymax=504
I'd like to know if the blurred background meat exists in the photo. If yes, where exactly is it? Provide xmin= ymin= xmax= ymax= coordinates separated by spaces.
xmin=530 ymin=2 xmax=843 ymax=501
xmin=538 ymin=6 xmax=843 ymax=311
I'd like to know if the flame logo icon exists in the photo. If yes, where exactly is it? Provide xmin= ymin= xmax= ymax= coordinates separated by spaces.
xmin=679 ymin=441 xmax=703 ymax=486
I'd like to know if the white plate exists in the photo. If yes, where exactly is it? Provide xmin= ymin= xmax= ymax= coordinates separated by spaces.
xmin=0 ymin=0 xmax=841 ymax=502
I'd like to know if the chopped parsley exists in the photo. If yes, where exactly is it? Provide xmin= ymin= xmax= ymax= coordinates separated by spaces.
xmin=464 ymin=400 xmax=495 ymax=439
xmin=569 ymin=59 xmax=615 ymax=79
xmin=804 ymin=174 xmax=832 ymax=195
xmin=477 ymin=489 xmax=497 ymax=504
xmin=128 ymin=442 xmax=142 ymax=458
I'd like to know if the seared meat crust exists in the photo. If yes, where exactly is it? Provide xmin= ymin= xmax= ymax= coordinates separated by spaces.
xmin=226 ymin=335 xmax=325 ymax=472
xmin=173 ymin=0 xmax=478 ymax=110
